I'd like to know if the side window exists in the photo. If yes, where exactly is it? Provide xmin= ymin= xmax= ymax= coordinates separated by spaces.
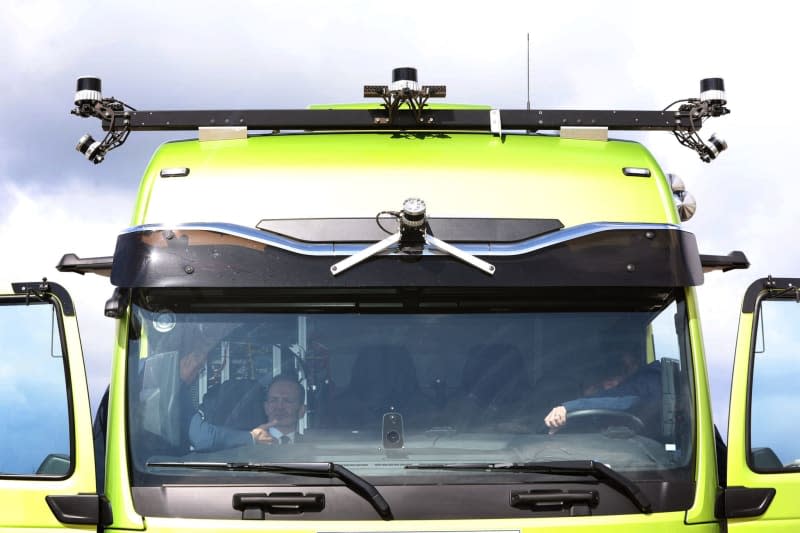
xmin=0 ymin=301 xmax=71 ymax=476
xmin=749 ymin=299 xmax=800 ymax=470
xmin=649 ymin=300 xmax=683 ymax=365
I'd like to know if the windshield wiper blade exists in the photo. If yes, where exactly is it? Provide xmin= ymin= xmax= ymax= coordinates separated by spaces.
xmin=148 ymin=461 xmax=393 ymax=520
xmin=405 ymin=459 xmax=651 ymax=514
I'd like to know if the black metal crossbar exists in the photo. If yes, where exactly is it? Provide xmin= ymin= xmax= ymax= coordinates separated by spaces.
xmin=100 ymin=108 xmax=700 ymax=132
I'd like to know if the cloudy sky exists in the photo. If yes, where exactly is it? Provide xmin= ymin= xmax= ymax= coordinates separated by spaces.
xmin=1 ymin=1 xmax=797 ymax=436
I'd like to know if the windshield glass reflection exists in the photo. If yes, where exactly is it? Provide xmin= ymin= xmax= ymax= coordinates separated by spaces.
xmin=127 ymin=288 xmax=693 ymax=484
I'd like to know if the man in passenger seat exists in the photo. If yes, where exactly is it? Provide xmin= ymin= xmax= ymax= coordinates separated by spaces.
xmin=257 ymin=375 xmax=306 ymax=444
xmin=189 ymin=375 xmax=306 ymax=451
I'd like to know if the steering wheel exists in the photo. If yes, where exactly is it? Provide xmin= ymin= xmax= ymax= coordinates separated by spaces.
xmin=562 ymin=409 xmax=645 ymax=433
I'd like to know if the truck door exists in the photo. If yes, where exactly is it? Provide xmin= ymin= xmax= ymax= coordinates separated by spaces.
xmin=726 ymin=277 xmax=800 ymax=530
xmin=0 ymin=281 xmax=102 ymax=530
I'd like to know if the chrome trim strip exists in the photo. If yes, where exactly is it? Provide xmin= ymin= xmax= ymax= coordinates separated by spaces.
xmin=120 ymin=221 xmax=683 ymax=258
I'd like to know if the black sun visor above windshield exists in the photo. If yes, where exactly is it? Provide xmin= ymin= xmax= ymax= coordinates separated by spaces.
xmin=109 ymin=222 xmax=703 ymax=289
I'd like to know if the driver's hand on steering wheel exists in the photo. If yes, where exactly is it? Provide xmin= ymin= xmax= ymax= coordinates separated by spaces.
xmin=544 ymin=405 xmax=567 ymax=433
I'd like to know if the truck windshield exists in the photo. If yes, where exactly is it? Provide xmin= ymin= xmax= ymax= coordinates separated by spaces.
xmin=126 ymin=287 xmax=694 ymax=488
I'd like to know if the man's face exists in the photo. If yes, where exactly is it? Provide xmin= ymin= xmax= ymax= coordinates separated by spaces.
xmin=265 ymin=381 xmax=305 ymax=433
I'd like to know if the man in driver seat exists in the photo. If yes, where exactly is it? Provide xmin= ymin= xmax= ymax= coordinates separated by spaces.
xmin=544 ymin=353 xmax=661 ymax=435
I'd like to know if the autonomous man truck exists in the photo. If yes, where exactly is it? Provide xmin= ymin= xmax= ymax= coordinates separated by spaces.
xmin=2 ymin=68 xmax=799 ymax=531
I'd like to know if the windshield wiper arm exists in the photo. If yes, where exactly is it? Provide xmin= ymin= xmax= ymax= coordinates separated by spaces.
xmin=147 ymin=461 xmax=393 ymax=520
xmin=405 ymin=459 xmax=651 ymax=513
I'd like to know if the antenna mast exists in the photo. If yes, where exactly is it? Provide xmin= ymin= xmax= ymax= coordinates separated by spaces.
xmin=527 ymin=33 xmax=531 ymax=111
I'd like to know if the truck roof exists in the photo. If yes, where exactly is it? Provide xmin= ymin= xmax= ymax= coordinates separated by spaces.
xmin=132 ymin=132 xmax=679 ymax=228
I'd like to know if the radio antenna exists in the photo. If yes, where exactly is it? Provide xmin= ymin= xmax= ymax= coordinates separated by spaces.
xmin=526 ymin=32 xmax=531 ymax=111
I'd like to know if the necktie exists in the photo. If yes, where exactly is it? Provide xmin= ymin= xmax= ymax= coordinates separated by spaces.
xmin=280 ymin=435 xmax=291 ymax=445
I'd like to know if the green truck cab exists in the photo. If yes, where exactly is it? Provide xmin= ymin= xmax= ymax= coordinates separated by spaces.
xmin=3 ymin=69 xmax=797 ymax=531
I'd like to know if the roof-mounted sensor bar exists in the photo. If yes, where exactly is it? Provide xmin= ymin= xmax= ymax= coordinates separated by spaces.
xmin=71 ymin=68 xmax=730 ymax=164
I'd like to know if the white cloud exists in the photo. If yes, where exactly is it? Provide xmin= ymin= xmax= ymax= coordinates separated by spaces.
xmin=0 ymin=178 xmax=128 ymax=410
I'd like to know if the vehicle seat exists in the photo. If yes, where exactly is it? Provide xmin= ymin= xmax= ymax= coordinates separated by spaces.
xmin=197 ymin=378 xmax=266 ymax=431
xmin=455 ymin=343 xmax=531 ymax=427
xmin=334 ymin=345 xmax=429 ymax=429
